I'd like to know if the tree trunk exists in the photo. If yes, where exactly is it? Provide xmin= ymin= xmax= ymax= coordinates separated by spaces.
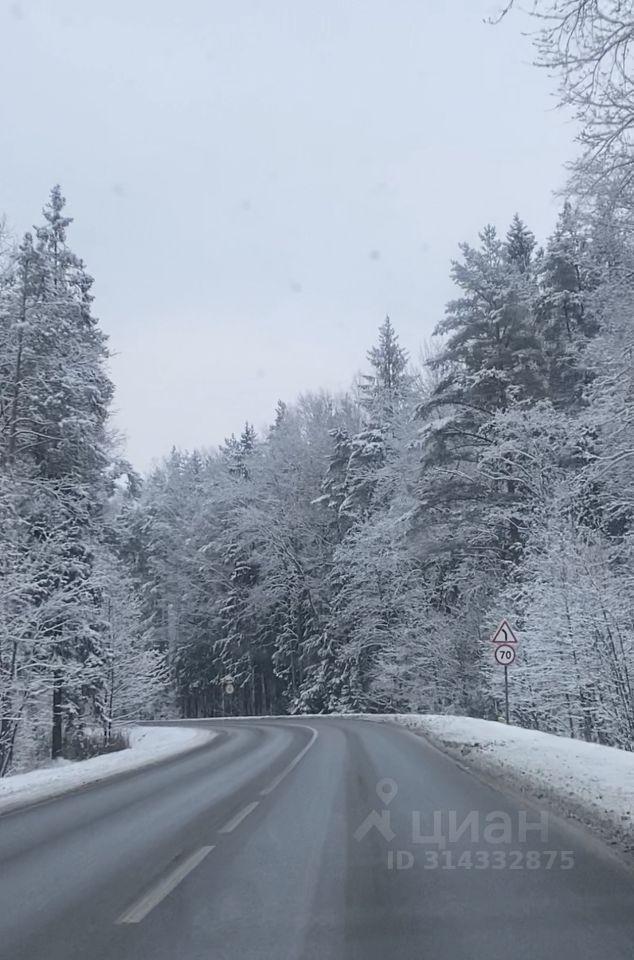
xmin=6 ymin=251 xmax=31 ymax=462
xmin=51 ymin=671 xmax=64 ymax=759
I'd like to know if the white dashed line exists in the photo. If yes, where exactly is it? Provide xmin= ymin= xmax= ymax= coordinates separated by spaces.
xmin=260 ymin=726 xmax=319 ymax=796
xmin=116 ymin=725 xmax=319 ymax=926
xmin=116 ymin=846 xmax=214 ymax=924
xmin=218 ymin=800 xmax=259 ymax=833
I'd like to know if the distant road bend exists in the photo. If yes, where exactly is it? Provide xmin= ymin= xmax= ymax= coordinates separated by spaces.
xmin=2 ymin=717 xmax=634 ymax=960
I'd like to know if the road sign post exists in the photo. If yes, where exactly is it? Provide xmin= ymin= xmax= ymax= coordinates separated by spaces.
xmin=220 ymin=676 xmax=235 ymax=717
xmin=491 ymin=621 xmax=519 ymax=724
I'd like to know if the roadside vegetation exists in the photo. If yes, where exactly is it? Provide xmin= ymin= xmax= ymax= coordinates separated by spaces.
xmin=1 ymin=0 xmax=633 ymax=774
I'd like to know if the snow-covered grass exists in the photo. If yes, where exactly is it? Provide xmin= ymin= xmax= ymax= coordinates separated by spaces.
xmin=390 ymin=714 xmax=634 ymax=853
xmin=0 ymin=724 xmax=214 ymax=815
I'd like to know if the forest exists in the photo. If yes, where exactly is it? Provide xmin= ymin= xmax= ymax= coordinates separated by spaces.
xmin=1 ymin=0 xmax=633 ymax=772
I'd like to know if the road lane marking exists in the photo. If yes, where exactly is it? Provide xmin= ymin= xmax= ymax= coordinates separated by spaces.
xmin=260 ymin=726 xmax=319 ymax=796
xmin=218 ymin=800 xmax=259 ymax=833
xmin=115 ymin=724 xmax=318 ymax=925
xmin=116 ymin=846 xmax=214 ymax=924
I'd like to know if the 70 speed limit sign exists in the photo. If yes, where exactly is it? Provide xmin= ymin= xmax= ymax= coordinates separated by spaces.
xmin=494 ymin=644 xmax=516 ymax=666
xmin=490 ymin=618 xmax=519 ymax=725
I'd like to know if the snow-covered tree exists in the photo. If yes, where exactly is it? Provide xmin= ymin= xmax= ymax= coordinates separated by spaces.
xmin=0 ymin=188 xmax=166 ymax=772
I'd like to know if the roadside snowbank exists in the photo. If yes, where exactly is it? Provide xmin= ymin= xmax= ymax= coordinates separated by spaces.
xmin=0 ymin=724 xmax=214 ymax=815
xmin=230 ymin=712 xmax=634 ymax=851
xmin=391 ymin=714 xmax=634 ymax=853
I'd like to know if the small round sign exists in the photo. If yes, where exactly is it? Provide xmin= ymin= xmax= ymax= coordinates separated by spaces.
xmin=494 ymin=643 xmax=516 ymax=666
xmin=224 ymin=681 xmax=235 ymax=695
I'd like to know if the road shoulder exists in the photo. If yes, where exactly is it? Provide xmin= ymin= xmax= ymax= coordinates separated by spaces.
xmin=0 ymin=724 xmax=216 ymax=816
xmin=387 ymin=714 xmax=634 ymax=864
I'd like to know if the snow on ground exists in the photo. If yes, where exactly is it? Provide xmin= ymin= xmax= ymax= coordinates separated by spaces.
xmin=390 ymin=714 xmax=634 ymax=853
xmin=0 ymin=724 xmax=214 ymax=815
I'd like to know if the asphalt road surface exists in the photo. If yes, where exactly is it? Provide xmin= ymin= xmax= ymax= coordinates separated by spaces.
xmin=2 ymin=717 xmax=634 ymax=960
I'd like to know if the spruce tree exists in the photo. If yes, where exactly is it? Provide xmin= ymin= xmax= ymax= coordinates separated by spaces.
xmin=359 ymin=315 xmax=410 ymax=426
xmin=537 ymin=201 xmax=598 ymax=408
xmin=1 ymin=188 xmax=115 ymax=759
xmin=505 ymin=213 xmax=536 ymax=274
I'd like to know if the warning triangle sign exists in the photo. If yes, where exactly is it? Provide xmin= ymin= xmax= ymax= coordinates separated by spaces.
xmin=491 ymin=619 xmax=519 ymax=644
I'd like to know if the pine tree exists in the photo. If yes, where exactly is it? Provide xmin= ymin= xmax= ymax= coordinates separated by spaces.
xmin=416 ymin=222 xmax=545 ymax=571
xmin=0 ymin=188 xmax=118 ymax=763
xmin=537 ymin=201 xmax=598 ymax=407
xmin=505 ymin=213 xmax=536 ymax=274
xmin=326 ymin=319 xmax=411 ymax=534
xmin=359 ymin=315 xmax=410 ymax=426
xmin=222 ymin=423 xmax=258 ymax=480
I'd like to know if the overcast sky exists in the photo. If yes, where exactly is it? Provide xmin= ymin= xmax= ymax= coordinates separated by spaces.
xmin=0 ymin=0 xmax=575 ymax=470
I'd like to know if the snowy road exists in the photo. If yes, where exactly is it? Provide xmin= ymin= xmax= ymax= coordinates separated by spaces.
xmin=2 ymin=718 xmax=634 ymax=960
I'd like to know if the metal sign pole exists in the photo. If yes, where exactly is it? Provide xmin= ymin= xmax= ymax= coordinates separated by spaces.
xmin=491 ymin=619 xmax=518 ymax=725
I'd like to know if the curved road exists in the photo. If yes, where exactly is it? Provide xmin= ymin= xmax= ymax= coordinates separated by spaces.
xmin=2 ymin=717 xmax=633 ymax=959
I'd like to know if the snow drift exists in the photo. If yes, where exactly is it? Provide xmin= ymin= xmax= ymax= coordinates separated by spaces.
xmin=393 ymin=714 xmax=634 ymax=855
xmin=0 ymin=724 xmax=214 ymax=816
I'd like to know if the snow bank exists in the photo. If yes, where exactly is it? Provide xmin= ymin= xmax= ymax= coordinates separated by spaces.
xmin=0 ymin=724 xmax=214 ymax=815
xmin=391 ymin=714 xmax=634 ymax=853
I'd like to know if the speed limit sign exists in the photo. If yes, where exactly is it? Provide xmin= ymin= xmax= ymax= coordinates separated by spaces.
xmin=494 ymin=644 xmax=516 ymax=666
xmin=489 ymin=618 xmax=518 ymax=724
